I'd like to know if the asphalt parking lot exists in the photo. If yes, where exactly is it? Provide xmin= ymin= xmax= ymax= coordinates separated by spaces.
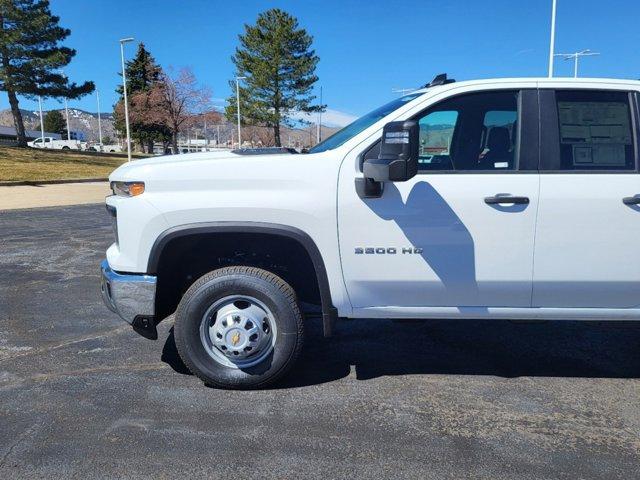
xmin=1 ymin=203 xmax=639 ymax=479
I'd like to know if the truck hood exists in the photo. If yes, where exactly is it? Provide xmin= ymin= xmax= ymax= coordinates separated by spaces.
xmin=111 ymin=150 xmax=240 ymax=176
xmin=109 ymin=149 xmax=338 ymax=190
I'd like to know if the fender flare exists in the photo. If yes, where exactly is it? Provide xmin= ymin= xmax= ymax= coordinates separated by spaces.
xmin=147 ymin=221 xmax=337 ymax=336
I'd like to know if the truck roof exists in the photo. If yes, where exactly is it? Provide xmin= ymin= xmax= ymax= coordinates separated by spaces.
xmin=412 ymin=76 xmax=640 ymax=95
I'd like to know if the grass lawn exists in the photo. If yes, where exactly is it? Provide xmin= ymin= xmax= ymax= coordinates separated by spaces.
xmin=0 ymin=146 xmax=131 ymax=182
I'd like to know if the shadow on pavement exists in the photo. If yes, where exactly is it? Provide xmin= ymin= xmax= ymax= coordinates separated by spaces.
xmin=161 ymin=317 xmax=640 ymax=389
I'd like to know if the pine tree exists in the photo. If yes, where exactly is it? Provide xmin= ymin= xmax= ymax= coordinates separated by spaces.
xmin=225 ymin=9 xmax=323 ymax=147
xmin=42 ymin=109 xmax=64 ymax=134
xmin=116 ymin=42 xmax=162 ymax=95
xmin=114 ymin=42 xmax=170 ymax=153
xmin=0 ymin=0 xmax=94 ymax=146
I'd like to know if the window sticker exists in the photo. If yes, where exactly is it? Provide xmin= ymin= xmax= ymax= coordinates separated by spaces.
xmin=558 ymin=102 xmax=632 ymax=145
xmin=573 ymin=146 xmax=593 ymax=164
xmin=592 ymin=145 xmax=626 ymax=166
xmin=559 ymin=100 xmax=632 ymax=167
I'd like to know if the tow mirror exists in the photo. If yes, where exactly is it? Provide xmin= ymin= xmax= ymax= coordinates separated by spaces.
xmin=363 ymin=120 xmax=419 ymax=182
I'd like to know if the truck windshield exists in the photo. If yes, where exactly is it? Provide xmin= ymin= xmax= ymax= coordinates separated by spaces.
xmin=308 ymin=92 xmax=423 ymax=153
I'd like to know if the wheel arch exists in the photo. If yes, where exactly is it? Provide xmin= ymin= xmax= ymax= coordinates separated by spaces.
xmin=148 ymin=222 xmax=337 ymax=336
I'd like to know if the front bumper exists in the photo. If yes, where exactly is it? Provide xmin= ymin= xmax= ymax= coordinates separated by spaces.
xmin=100 ymin=259 xmax=157 ymax=326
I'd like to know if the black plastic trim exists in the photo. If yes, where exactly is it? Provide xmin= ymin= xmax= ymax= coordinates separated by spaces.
xmin=538 ymin=89 xmax=559 ymax=171
xmin=231 ymin=147 xmax=297 ymax=155
xmin=355 ymin=177 xmax=383 ymax=198
xmin=105 ymin=204 xmax=116 ymax=217
xmin=147 ymin=222 xmax=338 ymax=337
xmin=132 ymin=315 xmax=158 ymax=340
xmin=632 ymin=91 xmax=640 ymax=167
xmin=423 ymin=73 xmax=456 ymax=88
xmin=518 ymin=89 xmax=540 ymax=171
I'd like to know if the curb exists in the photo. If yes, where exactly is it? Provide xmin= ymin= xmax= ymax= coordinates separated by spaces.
xmin=0 ymin=178 xmax=108 ymax=187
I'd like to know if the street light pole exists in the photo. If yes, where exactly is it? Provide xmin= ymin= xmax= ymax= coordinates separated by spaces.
xmin=235 ymin=76 xmax=246 ymax=148
xmin=59 ymin=70 xmax=72 ymax=140
xmin=548 ymin=0 xmax=557 ymax=77
xmin=96 ymin=89 xmax=103 ymax=148
xmin=392 ymin=87 xmax=416 ymax=96
xmin=63 ymin=97 xmax=71 ymax=140
xmin=120 ymin=37 xmax=134 ymax=162
xmin=554 ymin=50 xmax=600 ymax=77
xmin=38 ymin=96 xmax=45 ymax=148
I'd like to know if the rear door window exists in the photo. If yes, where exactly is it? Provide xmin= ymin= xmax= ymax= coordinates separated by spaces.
xmin=555 ymin=90 xmax=636 ymax=170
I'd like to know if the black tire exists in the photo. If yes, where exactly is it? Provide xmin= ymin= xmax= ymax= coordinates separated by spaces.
xmin=174 ymin=266 xmax=304 ymax=389
xmin=61 ymin=146 xmax=70 ymax=150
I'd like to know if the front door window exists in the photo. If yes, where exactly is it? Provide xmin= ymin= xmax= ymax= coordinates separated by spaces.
xmin=417 ymin=91 xmax=519 ymax=171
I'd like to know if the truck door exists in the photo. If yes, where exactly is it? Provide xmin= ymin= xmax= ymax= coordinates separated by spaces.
xmin=338 ymin=89 xmax=540 ymax=315
xmin=532 ymin=89 xmax=640 ymax=308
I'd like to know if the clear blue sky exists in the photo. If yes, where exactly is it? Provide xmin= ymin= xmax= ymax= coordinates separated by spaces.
xmin=5 ymin=0 xmax=639 ymax=125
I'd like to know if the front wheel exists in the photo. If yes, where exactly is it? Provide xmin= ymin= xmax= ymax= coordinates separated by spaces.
xmin=174 ymin=266 xmax=304 ymax=389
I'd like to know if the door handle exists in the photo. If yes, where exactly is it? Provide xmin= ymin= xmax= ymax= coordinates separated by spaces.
xmin=484 ymin=195 xmax=529 ymax=205
xmin=623 ymin=196 xmax=640 ymax=205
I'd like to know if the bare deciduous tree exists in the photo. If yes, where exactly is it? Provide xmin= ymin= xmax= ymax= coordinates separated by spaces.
xmin=243 ymin=125 xmax=276 ymax=147
xmin=157 ymin=68 xmax=211 ymax=153
xmin=125 ymin=67 xmax=211 ymax=154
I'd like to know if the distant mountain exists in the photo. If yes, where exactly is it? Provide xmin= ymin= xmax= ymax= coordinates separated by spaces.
xmin=0 ymin=108 xmax=116 ymax=142
xmin=0 ymin=107 xmax=340 ymax=148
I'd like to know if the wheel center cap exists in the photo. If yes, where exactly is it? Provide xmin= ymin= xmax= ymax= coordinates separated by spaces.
xmin=226 ymin=328 xmax=245 ymax=348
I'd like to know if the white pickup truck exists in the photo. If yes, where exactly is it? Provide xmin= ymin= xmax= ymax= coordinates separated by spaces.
xmin=86 ymin=143 xmax=123 ymax=153
xmin=28 ymin=136 xmax=83 ymax=150
xmin=101 ymin=75 xmax=640 ymax=389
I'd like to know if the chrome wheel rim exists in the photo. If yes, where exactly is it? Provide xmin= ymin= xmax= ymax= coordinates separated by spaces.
xmin=199 ymin=295 xmax=277 ymax=369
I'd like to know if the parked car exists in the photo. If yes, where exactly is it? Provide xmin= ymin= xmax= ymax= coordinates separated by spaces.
xmin=28 ymin=136 xmax=82 ymax=150
xmin=101 ymin=75 xmax=640 ymax=389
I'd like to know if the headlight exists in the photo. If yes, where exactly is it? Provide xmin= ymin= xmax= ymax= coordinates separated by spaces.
xmin=111 ymin=181 xmax=145 ymax=197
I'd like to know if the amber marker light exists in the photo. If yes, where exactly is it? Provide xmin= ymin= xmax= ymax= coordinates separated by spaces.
xmin=111 ymin=181 xmax=145 ymax=197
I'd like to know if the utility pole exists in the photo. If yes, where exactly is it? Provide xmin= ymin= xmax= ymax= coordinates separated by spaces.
xmin=235 ymin=76 xmax=246 ymax=148
xmin=554 ymin=50 xmax=600 ymax=77
xmin=38 ymin=96 xmax=45 ymax=147
xmin=548 ymin=0 xmax=557 ymax=77
xmin=96 ymin=90 xmax=103 ymax=148
xmin=119 ymin=37 xmax=135 ymax=161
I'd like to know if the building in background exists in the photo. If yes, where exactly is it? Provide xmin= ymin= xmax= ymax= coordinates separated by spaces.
xmin=0 ymin=126 xmax=61 ymax=146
